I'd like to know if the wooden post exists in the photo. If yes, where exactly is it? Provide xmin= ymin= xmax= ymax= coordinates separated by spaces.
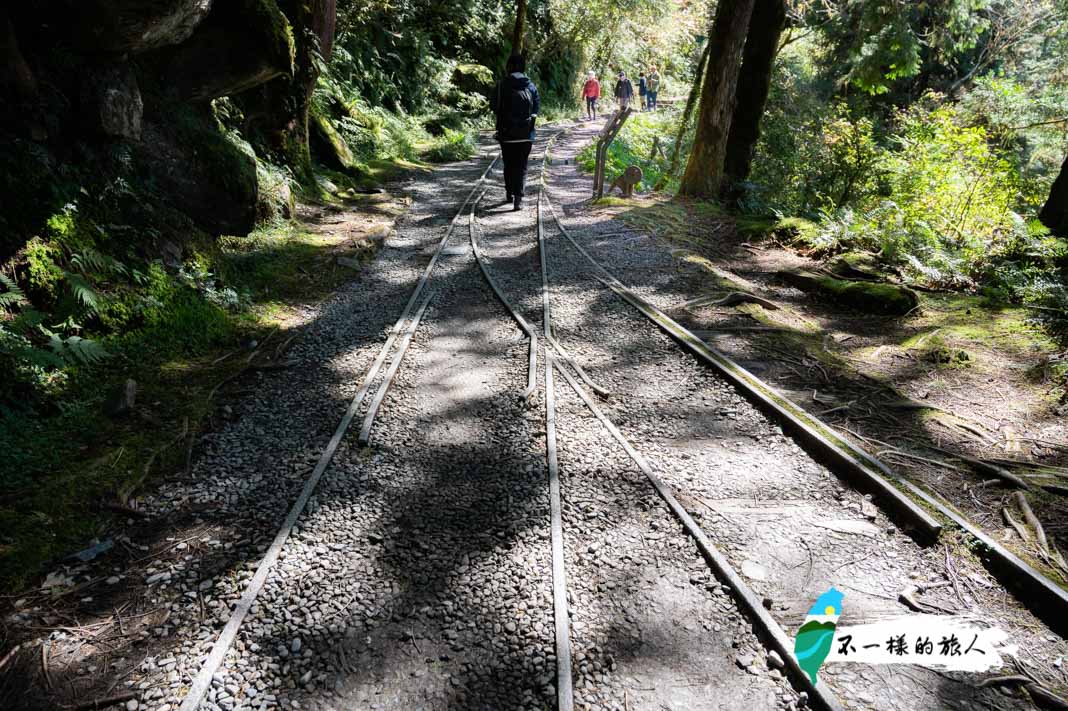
xmin=593 ymin=108 xmax=632 ymax=198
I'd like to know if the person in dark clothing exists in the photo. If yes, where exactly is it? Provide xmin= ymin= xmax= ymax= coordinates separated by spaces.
xmin=490 ymin=54 xmax=540 ymax=211
xmin=613 ymin=71 xmax=634 ymax=111
xmin=638 ymin=71 xmax=647 ymax=111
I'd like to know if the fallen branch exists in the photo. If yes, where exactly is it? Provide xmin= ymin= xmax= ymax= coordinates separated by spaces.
xmin=1014 ymin=491 xmax=1050 ymax=557
xmin=1028 ymin=684 xmax=1068 ymax=711
xmin=925 ymin=445 xmax=1030 ymax=489
xmin=118 ymin=418 xmax=188 ymax=504
xmin=0 ymin=642 xmax=21 ymax=672
xmin=1002 ymin=507 xmax=1032 ymax=542
xmin=706 ymin=291 xmax=780 ymax=310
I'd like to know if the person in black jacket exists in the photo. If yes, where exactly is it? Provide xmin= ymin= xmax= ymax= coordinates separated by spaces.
xmin=491 ymin=54 xmax=540 ymax=211
xmin=614 ymin=71 xmax=634 ymax=111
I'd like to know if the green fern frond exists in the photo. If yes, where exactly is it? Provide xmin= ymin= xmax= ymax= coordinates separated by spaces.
xmin=63 ymin=335 xmax=109 ymax=364
xmin=0 ymin=273 xmax=26 ymax=311
xmin=18 ymin=343 xmax=67 ymax=369
xmin=43 ymin=328 xmax=108 ymax=366
xmin=71 ymin=248 xmax=127 ymax=277
xmin=63 ymin=272 xmax=102 ymax=312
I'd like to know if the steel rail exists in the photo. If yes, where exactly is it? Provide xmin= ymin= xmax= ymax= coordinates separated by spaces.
xmin=539 ymin=191 xmax=942 ymax=541
xmin=540 ymin=129 xmax=1068 ymax=642
xmin=537 ymin=133 xmax=837 ymax=709
xmin=548 ymin=356 xmax=845 ymax=711
xmin=178 ymin=152 xmax=499 ymax=711
xmin=356 ymin=154 xmax=501 ymax=446
xmin=468 ymin=188 xmax=538 ymax=403
xmin=536 ymin=134 xmax=612 ymax=400
xmin=537 ymin=160 xmax=575 ymax=711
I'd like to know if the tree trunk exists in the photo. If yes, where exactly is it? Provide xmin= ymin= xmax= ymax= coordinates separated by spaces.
xmin=678 ymin=0 xmax=757 ymax=199
xmin=1039 ymin=155 xmax=1068 ymax=236
xmin=0 ymin=10 xmax=36 ymax=100
xmin=512 ymin=0 xmax=528 ymax=55
xmin=722 ymin=0 xmax=786 ymax=194
xmin=254 ymin=0 xmax=336 ymax=187
xmin=655 ymin=39 xmax=711 ymax=191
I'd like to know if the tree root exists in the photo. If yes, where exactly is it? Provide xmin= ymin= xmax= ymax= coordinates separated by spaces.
xmin=1014 ymin=491 xmax=1050 ymax=556
xmin=1002 ymin=507 xmax=1032 ymax=542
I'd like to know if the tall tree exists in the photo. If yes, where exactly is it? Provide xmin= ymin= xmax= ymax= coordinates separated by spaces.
xmin=722 ymin=0 xmax=786 ymax=194
xmin=655 ymin=38 xmax=711 ymax=191
xmin=1040 ymin=156 xmax=1068 ymax=235
xmin=513 ymin=0 xmax=528 ymax=54
xmin=679 ymin=0 xmax=756 ymax=198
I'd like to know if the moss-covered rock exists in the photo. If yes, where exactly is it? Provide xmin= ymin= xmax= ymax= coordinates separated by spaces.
xmin=133 ymin=108 xmax=258 ymax=236
xmin=310 ymin=104 xmax=356 ymax=171
xmin=778 ymin=269 xmax=920 ymax=316
xmin=828 ymin=251 xmax=889 ymax=281
xmin=62 ymin=0 xmax=213 ymax=55
xmin=164 ymin=0 xmax=296 ymax=103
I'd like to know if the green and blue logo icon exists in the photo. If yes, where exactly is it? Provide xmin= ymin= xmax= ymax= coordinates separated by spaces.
xmin=792 ymin=587 xmax=843 ymax=685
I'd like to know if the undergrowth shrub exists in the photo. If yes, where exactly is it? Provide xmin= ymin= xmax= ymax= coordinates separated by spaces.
xmin=423 ymin=128 xmax=478 ymax=163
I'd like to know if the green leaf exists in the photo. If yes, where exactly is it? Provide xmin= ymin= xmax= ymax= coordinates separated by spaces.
xmin=0 ymin=273 xmax=26 ymax=311
xmin=63 ymin=272 xmax=102 ymax=312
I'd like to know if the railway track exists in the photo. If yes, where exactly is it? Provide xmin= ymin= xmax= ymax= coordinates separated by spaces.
xmin=151 ymin=123 xmax=1068 ymax=711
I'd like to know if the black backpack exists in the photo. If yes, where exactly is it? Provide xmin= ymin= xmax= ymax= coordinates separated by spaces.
xmin=497 ymin=76 xmax=534 ymax=141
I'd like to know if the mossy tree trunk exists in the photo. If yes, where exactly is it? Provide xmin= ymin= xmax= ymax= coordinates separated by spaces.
xmin=255 ymin=0 xmax=336 ymax=187
xmin=512 ymin=0 xmax=528 ymax=55
xmin=1039 ymin=155 xmax=1068 ymax=236
xmin=678 ymin=0 xmax=756 ymax=199
xmin=655 ymin=38 xmax=711 ymax=191
xmin=722 ymin=0 xmax=785 ymax=197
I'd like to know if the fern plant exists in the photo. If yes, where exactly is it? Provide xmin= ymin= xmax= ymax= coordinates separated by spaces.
xmin=0 ymin=273 xmax=26 ymax=311
xmin=1 ymin=271 xmax=109 ymax=377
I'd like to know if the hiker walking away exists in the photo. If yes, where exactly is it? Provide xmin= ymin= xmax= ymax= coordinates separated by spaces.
xmin=614 ymin=71 xmax=634 ymax=112
xmin=646 ymin=66 xmax=661 ymax=111
xmin=491 ymin=54 xmax=540 ymax=211
xmin=581 ymin=71 xmax=600 ymax=121
xmin=638 ymin=71 xmax=647 ymax=111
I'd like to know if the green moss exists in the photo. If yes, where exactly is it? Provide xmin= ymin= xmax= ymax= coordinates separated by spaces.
xmin=23 ymin=238 xmax=63 ymax=298
xmin=243 ymin=0 xmax=296 ymax=74
xmin=173 ymin=107 xmax=258 ymax=207
xmin=814 ymin=276 xmax=919 ymax=315
xmin=594 ymin=196 xmax=642 ymax=208
xmin=310 ymin=105 xmax=357 ymax=171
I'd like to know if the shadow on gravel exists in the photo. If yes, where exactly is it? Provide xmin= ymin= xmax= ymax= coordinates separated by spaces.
xmin=0 ymin=147 xmax=537 ymax=710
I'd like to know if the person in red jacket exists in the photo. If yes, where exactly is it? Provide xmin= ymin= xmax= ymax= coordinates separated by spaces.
xmin=581 ymin=71 xmax=601 ymax=121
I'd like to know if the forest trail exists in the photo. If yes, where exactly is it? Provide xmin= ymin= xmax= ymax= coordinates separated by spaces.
xmin=2 ymin=121 xmax=1066 ymax=711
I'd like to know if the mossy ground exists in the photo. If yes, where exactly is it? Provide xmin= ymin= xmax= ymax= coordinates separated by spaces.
xmin=0 ymin=198 xmax=396 ymax=592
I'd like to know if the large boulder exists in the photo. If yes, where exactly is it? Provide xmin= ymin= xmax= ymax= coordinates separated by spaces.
xmin=60 ymin=0 xmax=214 ymax=55
xmin=82 ymin=64 xmax=143 ymax=140
xmin=164 ymin=0 xmax=295 ymax=103
xmin=135 ymin=112 xmax=258 ymax=236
